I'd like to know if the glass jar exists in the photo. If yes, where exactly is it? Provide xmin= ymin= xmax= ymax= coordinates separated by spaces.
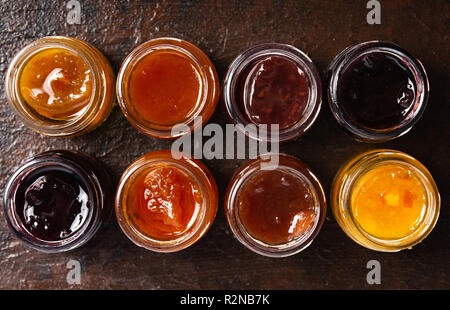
xmin=116 ymin=37 xmax=219 ymax=139
xmin=331 ymin=149 xmax=440 ymax=252
xmin=3 ymin=150 xmax=113 ymax=253
xmin=225 ymin=153 xmax=326 ymax=257
xmin=223 ymin=43 xmax=322 ymax=143
xmin=115 ymin=150 xmax=218 ymax=252
xmin=328 ymin=41 xmax=429 ymax=142
xmin=5 ymin=36 xmax=115 ymax=137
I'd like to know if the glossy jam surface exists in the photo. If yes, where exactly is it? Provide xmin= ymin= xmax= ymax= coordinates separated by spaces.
xmin=15 ymin=169 xmax=91 ymax=241
xmin=338 ymin=52 xmax=416 ymax=129
xmin=351 ymin=163 xmax=427 ymax=239
xmin=238 ymin=169 xmax=316 ymax=245
xmin=238 ymin=55 xmax=309 ymax=129
xmin=19 ymin=48 xmax=92 ymax=120
xmin=125 ymin=164 xmax=203 ymax=240
xmin=129 ymin=50 xmax=202 ymax=125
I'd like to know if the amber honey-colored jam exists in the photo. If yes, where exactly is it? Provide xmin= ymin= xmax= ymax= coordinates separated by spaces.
xmin=129 ymin=50 xmax=202 ymax=125
xmin=351 ymin=163 xmax=427 ymax=239
xmin=19 ymin=48 xmax=92 ymax=120
xmin=238 ymin=169 xmax=316 ymax=245
xmin=125 ymin=165 xmax=203 ymax=240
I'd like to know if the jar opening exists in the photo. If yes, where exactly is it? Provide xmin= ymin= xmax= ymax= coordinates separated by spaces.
xmin=328 ymin=41 xmax=429 ymax=142
xmin=223 ymin=43 xmax=322 ymax=142
xmin=332 ymin=150 xmax=440 ymax=252
xmin=5 ymin=36 xmax=115 ymax=137
xmin=117 ymin=38 xmax=219 ymax=139
xmin=225 ymin=154 xmax=326 ymax=257
xmin=2 ymin=151 xmax=111 ymax=253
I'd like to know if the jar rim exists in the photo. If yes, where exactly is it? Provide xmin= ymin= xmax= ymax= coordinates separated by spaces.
xmin=116 ymin=37 xmax=219 ymax=139
xmin=115 ymin=150 xmax=218 ymax=252
xmin=222 ymin=43 xmax=322 ymax=143
xmin=327 ymin=40 xmax=430 ymax=142
xmin=4 ymin=36 xmax=114 ymax=137
xmin=224 ymin=153 xmax=327 ymax=257
xmin=331 ymin=149 xmax=440 ymax=252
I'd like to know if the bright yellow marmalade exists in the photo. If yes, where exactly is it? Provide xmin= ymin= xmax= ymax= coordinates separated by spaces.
xmin=350 ymin=163 xmax=427 ymax=240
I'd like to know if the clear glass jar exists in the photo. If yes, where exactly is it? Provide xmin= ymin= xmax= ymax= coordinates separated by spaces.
xmin=115 ymin=150 xmax=218 ymax=252
xmin=327 ymin=41 xmax=429 ymax=142
xmin=116 ymin=37 xmax=219 ymax=139
xmin=3 ymin=150 xmax=113 ymax=253
xmin=5 ymin=36 xmax=115 ymax=137
xmin=225 ymin=153 xmax=326 ymax=257
xmin=223 ymin=43 xmax=322 ymax=143
xmin=331 ymin=149 xmax=440 ymax=252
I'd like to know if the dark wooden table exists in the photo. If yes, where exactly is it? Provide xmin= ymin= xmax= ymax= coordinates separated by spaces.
xmin=0 ymin=0 xmax=449 ymax=290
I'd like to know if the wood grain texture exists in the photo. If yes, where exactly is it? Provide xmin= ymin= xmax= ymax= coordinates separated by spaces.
xmin=0 ymin=0 xmax=449 ymax=289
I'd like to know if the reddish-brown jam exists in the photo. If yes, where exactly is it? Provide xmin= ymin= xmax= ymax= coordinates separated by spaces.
xmin=338 ymin=52 xmax=416 ymax=129
xmin=238 ymin=55 xmax=309 ymax=129
xmin=15 ymin=169 xmax=91 ymax=241
xmin=238 ymin=169 xmax=316 ymax=245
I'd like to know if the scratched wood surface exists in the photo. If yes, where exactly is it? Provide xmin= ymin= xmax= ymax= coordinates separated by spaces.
xmin=0 ymin=0 xmax=449 ymax=289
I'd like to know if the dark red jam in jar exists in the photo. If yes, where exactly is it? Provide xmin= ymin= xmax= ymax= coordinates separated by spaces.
xmin=225 ymin=153 xmax=326 ymax=257
xmin=224 ymin=43 xmax=322 ymax=142
xmin=3 ymin=151 xmax=113 ymax=252
xmin=238 ymin=55 xmax=310 ymax=130
xmin=328 ymin=41 xmax=429 ymax=142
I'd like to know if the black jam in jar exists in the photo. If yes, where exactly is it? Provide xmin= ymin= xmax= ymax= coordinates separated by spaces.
xmin=16 ymin=169 xmax=91 ymax=241
xmin=328 ymin=41 xmax=429 ymax=142
xmin=338 ymin=52 xmax=416 ymax=129
xmin=237 ymin=55 xmax=310 ymax=130
xmin=3 ymin=150 xmax=112 ymax=252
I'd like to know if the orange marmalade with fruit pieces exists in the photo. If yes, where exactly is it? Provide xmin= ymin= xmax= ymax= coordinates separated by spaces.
xmin=351 ymin=163 xmax=427 ymax=239
xmin=125 ymin=164 xmax=203 ymax=240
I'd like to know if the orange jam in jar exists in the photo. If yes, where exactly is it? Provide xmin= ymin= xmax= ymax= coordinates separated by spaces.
xmin=19 ymin=48 xmax=93 ymax=120
xmin=125 ymin=164 xmax=203 ymax=240
xmin=331 ymin=150 xmax=440 ymax=252
xmin=129 ymin=50 xmax=202 ymax=126
xmin=5 ymin=36 xmax=115 ymax=137
xmin=225 ymin=153 xmax=326 ymax=257
xmin=115 ymin=150 xmax=218 ymax=252
xmin=117 ymin=37 xmax=219 ymax=139
xmin=351 ymin=163 xmax=427 ymax=240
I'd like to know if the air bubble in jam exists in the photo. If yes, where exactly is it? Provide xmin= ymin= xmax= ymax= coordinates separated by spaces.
xmin=19 ymin=48 xmax=92 ymax=120
xmin=126 ymin=165 xmax=203 ymax=240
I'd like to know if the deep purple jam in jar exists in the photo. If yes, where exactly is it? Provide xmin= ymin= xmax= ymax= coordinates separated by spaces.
xmin=328 ymin=41 xmax=429 ymax=142
xmin=338 ymin=52 xmax=416 ymax=129
xmin=15 ymin=169 xmax=90 ymax=241
xmin=3 ymin=150 xmax=113 ymax=252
